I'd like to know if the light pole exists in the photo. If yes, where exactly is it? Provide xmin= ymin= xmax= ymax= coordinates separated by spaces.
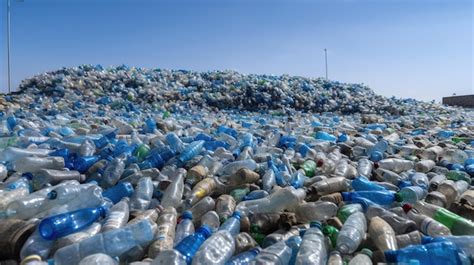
xmin=5 ymin=0 xmax=22 ymax=94
xmin=324 ymin=48 xmax=328 ymax=80
xmin=6 ymin=0 xmax=11 ymax=93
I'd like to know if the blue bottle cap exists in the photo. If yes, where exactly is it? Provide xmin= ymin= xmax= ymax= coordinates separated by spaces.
xmin=182 ymin=211 xmax=193 ymax=220
xmin=198 ymin=225 xmax=213 ymax=238
xmin=310 ymin=221 xmax=322 ymax=229
xmin=232 ymin=211 xmax=242 ymax=220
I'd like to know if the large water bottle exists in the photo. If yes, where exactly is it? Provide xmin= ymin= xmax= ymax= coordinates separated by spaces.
xmin=174 ymin=211 xmax=195 ymax=246
xmin=192 ymin=230 xmax=235 ymax=265
xmin=39 ymin=206 xmax=107 ymax=240
xmin=295 ymin=221 xmax=327 ymax=265
xmin=219 ymin=211 xmax=242 ymax=237
xmin=53 ymin=220 xmax=155 ymax=265
xmin=421 ymin=235 xmax=474 ymax=258
xmin=337 ymin=212 xmax=367 ymax=254
xmin=175 ymin=225 xmax=213 ymax=264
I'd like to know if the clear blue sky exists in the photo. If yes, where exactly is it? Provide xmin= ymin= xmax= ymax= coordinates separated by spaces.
xmin=0 ymin=0 xmax=472 ymax=101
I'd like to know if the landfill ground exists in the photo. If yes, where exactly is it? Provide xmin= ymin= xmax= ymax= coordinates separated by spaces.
xmin=0 ymin=65 xmax=473 ymax=265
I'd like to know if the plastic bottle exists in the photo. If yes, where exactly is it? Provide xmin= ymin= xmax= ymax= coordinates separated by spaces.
xmin=53 ymin=220 xmax=155 ymax=265
xmin=366 ymin=205 xmax=418 ymax=234
xmin=101 ymin=157 xmax=126 ymax=188
xmin=13 ymin=156 xmax=65 ymax=173
xmin=368 ymin=216 xmax=397 ymax=251
xmin=437 ymin=180 xmax=469 ymax=206
xmin=216 ymin=194 xmax=237 ymax=222
xmin=295 ymin=221 xmax=327 ymax=265
xmin=396 ymin=231 xmax=422 ymax=248
xmin=186 ymin=178 xmax=218 ymax=206
xmin=397 ymin=186 xmax=427 ymax=204
xmin=376 ymin=158 xmax=414 ymax=173
xmin=161 ymin=169 xmax=185 ymax=208
xmin=219 ymin=211 xmax=242 ymax=237
xmin=32 ymin=169 xmax=85 ymax=190
xmin=384 ymin=241 xmax=464 ymax=265
xmin=150 ymin=249 xmax=187 ymax=265
xmin=337 ymin=212 xmax=367 ymax=254
xmin=415 ymin=160 xmax=436 ymax=173
xmin=226 ymin=247 xmax=261 ymax=265
xmin=414 ymin=201 xmax=474 ymax=235
xmin=295 ymin=201 xmax=338 ymax=223
xmin=404 ymin=205 xmax=451 ymax=237
xmin=102 ymin=182 xmax=134 ymax=204
xmin=130 ymin=176 xmax=154 ymax=211
xmin=52 ymin=222 xmax=102 ymax=254
xmin=337 ymin=204 xmax=363 ymax=223
xmin=200 ymin=211 xmax=220 ymax=232
xmin=39 ymin=206 xmax=107 ymax=240
xmin=20 ymin=228 xmax=55 ymax=260
xmin=148 ymin=207 xmax=178 ymax=258
xmin=421 ymin=235 xmax=474 ymax=258
xmin=175 ymin=225 xmax=213 ymax=264
xmin=174 ymin=211 xmax=195 ymax=246
xmin=357 ymin=158 xmax=373 ymax=177
xmin=192 ymin=230 xmax=235 ymax=265
xmin=179 ymin=140 xmax=204 ymax=163
xmin=351 ymin=176 xmax=387 ymax=191
xmin=327 ymin=251 xmax=343 ymax=265
xmin=348 ymin=248 xmax=372 ymax=265
xmin=102 ymin=198 xmax=130 ymax=232
xmin=78 ymin=253 xmax=118 ymax=265
xmin=342 ymin=191 xmax=396 ymax=206
xmin=308 ymin=177 xmax=350 ymax=195
xmin=251 ymin=240 xmax=292 ymax=265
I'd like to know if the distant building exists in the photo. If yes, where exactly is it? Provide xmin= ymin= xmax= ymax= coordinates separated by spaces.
xmin=442 ymin=95 xmax=474 ymax=108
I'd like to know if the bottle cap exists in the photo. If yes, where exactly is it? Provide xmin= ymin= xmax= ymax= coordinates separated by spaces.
xmin=395 ymin=192 xmax=403 ymax=202
xmin=20 ymin=255 xmax=42 ymax=265
xmin=232 ymin=211 xmax=242 ymax=219
xmin=182 ymin=211 xmax=193 ymax=220
xmin=360 ymin=248 xmax=373 ymax=258
xmin=198 ymin=225 xmax=212 ymax=238
xmin=309 ymin=221 xmax=322 ymax=230
xmin=402 ymin=203 xmax=413 ymax=213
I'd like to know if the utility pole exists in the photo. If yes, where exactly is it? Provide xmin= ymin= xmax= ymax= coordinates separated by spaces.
xmin=6 ymin=0 xmax=11 ymax=93
xmin=324 ymin=48 xmax=328 ymax=80
xmin=5 ymin=0 xmax=22 ymax=93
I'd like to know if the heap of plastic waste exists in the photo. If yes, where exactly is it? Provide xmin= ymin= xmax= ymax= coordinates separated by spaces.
xmin=0 ymin=65 xmax=472 ymax=265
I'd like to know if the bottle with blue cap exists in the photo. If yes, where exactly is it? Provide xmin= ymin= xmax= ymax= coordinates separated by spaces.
xmin=175 ymin=225 xmax=213 ymax=264
xmin=174 ymin=211 xmax=195 ymax=246
xmin=226 ymin=247 xmax=261 ymax=265
xmin=39 ymin=206 xmax=107 ymax=240
xmin=219 ymin=211 xmax=242 ymax=237
xmin=295 ymin=221 xmax=327 ymax=265
xmin=102 ymin=182 xmax=134 ymax=204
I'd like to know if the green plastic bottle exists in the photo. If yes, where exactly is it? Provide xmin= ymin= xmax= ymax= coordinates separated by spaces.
xmin=415 ymin=201 xmax=474 ymax=235
xmin=337 ymin=204 xmax=363 ymax=223
xmin=446 ymin=170 xmax=471 ymax=184
xmin=230 ymin=187 xmax=250 ymax=203
xmin=134 ymin=144 xmax=150 ymax=161
xmin=301 ymin=160 xmax=317 ymax=177
xmin=322 ymin=224 xmax=339 ymax=249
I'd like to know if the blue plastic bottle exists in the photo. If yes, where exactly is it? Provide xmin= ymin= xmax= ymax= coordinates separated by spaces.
xmin=39 ymin=206 xmax=107 ymax=240
xmin=166 ymin=132 xmax=186 ymax=153
xmin=384 ymin=241 xmax=464 ymax=265
xmin=179 ymin=140 xmax=205 ymax=163
xmin=286 ymin=235 xmax=302 ymax=265
xmin=219 ymin=211 xmax=241 ymax=237
xmin=315 ymin=131 xmax=336 ymax=142
xmin=175 ymin=225 xmax=213 ymax=264
xmin=351 ymin=176 xmax=387 ymax=191
xmin=74 ymin=156 xmax=100 ymax=173
xmin=421 ymin=235 xmax=474 ymax=258
xmin=341 ymin=191 xmax=396 ymax=206
xmin=102 ymin=182 xmax=134 ymax=204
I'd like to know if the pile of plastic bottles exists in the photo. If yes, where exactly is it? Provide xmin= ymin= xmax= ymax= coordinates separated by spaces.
xmin=0 ymin=65 xmax=473 ymax=265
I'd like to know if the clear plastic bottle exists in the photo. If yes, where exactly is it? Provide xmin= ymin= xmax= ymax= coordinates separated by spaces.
xmin=192 ymin=230 xmax=235 ymax=265
xmin=251 ymin=239 xmax=292 ymax=265
xmin=148 ymin=207 xmax=178 ymax=258
xmin=12 ymin=156 xmax=64 ymax=173
xmin=295 ymin=221 xmax=327 ymax=265
xmin=101 ymin=157 xmax=126 ymax=188
xmin=295 ymin=201 xmax=338 ymax=223
xmin=309 ymin=177 xmax=350 ymax=195
xmin=216 ymin=194 xmax=237 ymax=222
xmin=78 ymin=253 xmax=118 ymax=265
xmin=161 ymin=168 xmax=185 ymax=208
xmin=348 ymin=248 xmax=372 ymax=265
xmin=226 ymin=247 xmax=261 ymax=265
xmin=201 ymin=211 xmax=220 ymax=232
xmin=327 ymin=251 xmax=343 ymax=265
xmin=337 ymin=212 xmax=367 ymax=254
xmin=238 ymin=187 xmax=305 ymax=215
xmin=414 ymin=201 xmax=474 ymax=235
xmin=395 ymin=230 xmax=422 ymax=248
xmin=189 ymin=196 xmax=215 ymax=225
xmin=357 ymin=158 xmax=373 ymax=178
xmin=53 ymin=220 xmax=155 ymax=265
xmin=415 ymin=160 xmax=436 ymax=173
xmin=174 ymin=211 xmax=195 ymax=246
xmin=404 ymin=206 xmax=451 ymax=237
xmin=102 ymin=198 xmax=130 ymax=232
xmin=130 ymin=177 xmax=154 ymax=212
xmin=376 ymin=158 xmax=414 ymax=173
xmin=437 ymin=180 xmax=469 ymax=207
xmin=150 ymin=249 xmax=187 ymax=265
xmin=368 ymin=216 xmax=397 ymax=251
